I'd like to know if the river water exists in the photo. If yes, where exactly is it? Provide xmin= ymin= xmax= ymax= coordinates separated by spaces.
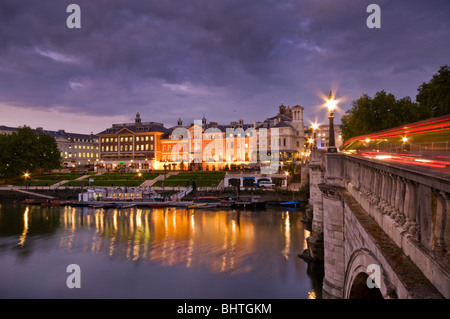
xmin=0 ymin=199 xmax=323 ymax=299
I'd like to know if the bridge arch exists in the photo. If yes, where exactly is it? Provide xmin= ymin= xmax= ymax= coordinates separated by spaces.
xmin=344 ymin=249 xmax=397 ymax=299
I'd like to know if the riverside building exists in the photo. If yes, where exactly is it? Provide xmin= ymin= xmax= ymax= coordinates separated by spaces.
xmin=97 ymin=103 xmax=312 ymax=172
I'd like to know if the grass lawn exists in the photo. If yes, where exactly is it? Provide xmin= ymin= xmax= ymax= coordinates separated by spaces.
xmin=63 ymin=180 xmax=145 ymax=187
xmin=12 ymin=180 xmax=61 ymax=187
xmin=61 ymin=172 xmax=160 ymax=187
xmin=153 ymin=171 xmax=225 ymax=187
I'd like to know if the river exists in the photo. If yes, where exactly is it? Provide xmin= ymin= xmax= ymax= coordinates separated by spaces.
xmin=0 ymin=199 xmax=323 ymax=299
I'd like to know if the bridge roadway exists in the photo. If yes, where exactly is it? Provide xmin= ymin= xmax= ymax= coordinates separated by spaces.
xmin=307 ymin=149 xmax=449 ymax=299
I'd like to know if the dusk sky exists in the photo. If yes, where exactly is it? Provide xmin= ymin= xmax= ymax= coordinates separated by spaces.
xmin=0 ymin=0 xmax=449 ymax=134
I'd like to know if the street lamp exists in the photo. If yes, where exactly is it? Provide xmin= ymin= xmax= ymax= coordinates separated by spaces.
xmin=311 ymin=122 xmax=319 ymax=150
xmin=326 ymin=91 xmax=338 ymax=153
xmin=308 ymin=138 xmax=314 ymax=151
xmin=24 ymin=172 xmax=30 ymax=189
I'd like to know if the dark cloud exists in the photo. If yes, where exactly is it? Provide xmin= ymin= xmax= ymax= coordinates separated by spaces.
xmin=0 ymin=0 xmax=449 ymax=130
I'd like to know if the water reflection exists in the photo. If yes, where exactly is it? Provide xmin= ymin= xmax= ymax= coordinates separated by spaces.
xmin=0 ymin=201 xmax=322 ymax=298
xmin=4 ymin=205 xmax=308 ymax=276
xmin=18 ymin=207 xmax=29 ymax=247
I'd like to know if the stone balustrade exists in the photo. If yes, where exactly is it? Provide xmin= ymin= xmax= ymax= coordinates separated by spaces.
xmin=342 ymin=155 xmax=449 ymax=261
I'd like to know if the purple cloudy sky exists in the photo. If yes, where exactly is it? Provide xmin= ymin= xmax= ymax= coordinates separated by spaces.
xmin=0 ymin=0 xmax=449 ymax=134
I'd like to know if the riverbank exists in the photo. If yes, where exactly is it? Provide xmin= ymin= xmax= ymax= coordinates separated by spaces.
xmin=0 ymin=186 xmax=308 ymax=205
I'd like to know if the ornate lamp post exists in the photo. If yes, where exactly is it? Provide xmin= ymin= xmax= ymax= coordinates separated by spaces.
xmin=326 ymin=91 xmax=338 ymax=153
xmin=24 ymin=172 xmax=30 ymax=189
xmin=312 ymin=122 xmax=319 ymax=150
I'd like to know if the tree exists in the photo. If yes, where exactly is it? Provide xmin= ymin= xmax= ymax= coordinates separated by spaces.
xmin=9 ymin=126 xmax=39 ymax=178
xmin=36 ymin=133 xmax=61 ymax=172
xmin=0 ymin=127 xmax=61 ymax=182
xmin=341 ymin=91 xmax=429 ymax=141
xmin=416 ymin=65 xmax=450 ymax=117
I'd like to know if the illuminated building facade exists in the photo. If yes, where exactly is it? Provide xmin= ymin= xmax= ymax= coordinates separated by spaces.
xmin=96 ymin=113 xmax=169 ymax=171
xmin=98 ymin=104 xmax=309 ymax=171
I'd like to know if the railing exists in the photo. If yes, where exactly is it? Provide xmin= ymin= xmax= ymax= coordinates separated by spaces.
xmin=342 ymin=154 xmax=449 ymax=260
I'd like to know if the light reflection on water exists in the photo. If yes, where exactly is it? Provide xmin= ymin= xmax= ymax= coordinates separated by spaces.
xmin=0 ymin=201 xmax=323 ymax=298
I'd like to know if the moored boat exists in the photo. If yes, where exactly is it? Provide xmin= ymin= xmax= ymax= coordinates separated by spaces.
xmin=40 ymin=200 xmax=67 ymax=207
xmin=232 ymin=200 xmax=266 ymax=210
xmin=23 ymin=199 xmax=46 ymax=205
xmin=148 ymin=202 xmax=170 ymax=208
xmin=280 ymin=200 xmax=302 ymax=208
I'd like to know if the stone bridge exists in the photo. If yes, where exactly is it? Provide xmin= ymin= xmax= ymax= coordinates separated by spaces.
xmin=306 ymin=150 xmax=449 ymax=299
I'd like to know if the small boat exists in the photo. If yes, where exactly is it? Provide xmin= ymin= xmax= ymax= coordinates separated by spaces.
xmin=89 ymin=203 xmax=117 ymax=209
xmin=194 ymin=196 xmax=233 ymax=208
xmin=40 ymin=200 xmax=66 ymax=207
xmin=232 ymin=201 xmax=266 ymax=210
xmin=23 ymin=199 xmax=46 ymax=205
xmin=193 ymin=196 xmax=220 ymax=204
xmin=187 ymin=203 xmax=207 ymax=209
xmin=280 ymin=201 xmax=302 ymax=208
xmin=69 ymin=202 xmax=92 ymax=207
xmin=114 ymin=203 xmax=137 ymax=209
xmin=148 ymin=202 xmax=170 ymax=208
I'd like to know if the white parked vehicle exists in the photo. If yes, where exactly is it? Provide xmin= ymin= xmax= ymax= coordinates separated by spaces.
xmin=258 ymin=181 xmax=275 ymax=188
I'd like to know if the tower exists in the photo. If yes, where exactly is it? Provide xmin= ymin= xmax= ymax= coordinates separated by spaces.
xmin=202 ymin=114 xmax=207 ymax=127
xmin=135 ymin=112 xmax=141 ymax=124
xmin=291 ymin=105 xmax=305 ymax=153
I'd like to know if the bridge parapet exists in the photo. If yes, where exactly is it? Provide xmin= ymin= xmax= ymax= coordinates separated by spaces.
xmin=310 ymin=150 xmax=450 ymax=298
xmin=341 ymin=154 xmax=450 ymax=263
